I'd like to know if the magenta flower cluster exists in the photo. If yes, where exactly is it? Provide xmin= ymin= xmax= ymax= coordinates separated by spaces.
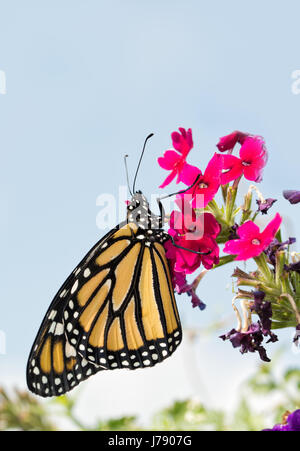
xmin=157 ymin=128 xmax=282 ymax=306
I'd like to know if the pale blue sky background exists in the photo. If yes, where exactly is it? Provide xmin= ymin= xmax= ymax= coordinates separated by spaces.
xmin=0 ymin=0 xmax=300 ymax=423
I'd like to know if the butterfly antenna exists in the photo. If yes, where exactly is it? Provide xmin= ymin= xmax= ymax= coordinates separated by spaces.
xmin=124 ymin=154 xmax=133 ymax=197
xmin=132 ymin=133 xmax=154 ymax=194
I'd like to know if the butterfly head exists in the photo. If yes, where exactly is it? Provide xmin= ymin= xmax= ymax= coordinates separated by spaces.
xmin=127 ymin=190 xmax=149 ymax=214
xmin=127 ymin=191 xmax=161 ymax=230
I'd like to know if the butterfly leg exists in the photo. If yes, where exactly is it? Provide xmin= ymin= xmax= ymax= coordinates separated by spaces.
xmin=156 ymin=174 xmax=211 ymax=256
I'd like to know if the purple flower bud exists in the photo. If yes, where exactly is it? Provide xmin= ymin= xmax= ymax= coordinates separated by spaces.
xmin=285 ymin=261 xmax=300 ymax=274
xmin=187 ymin=289 xmax=206 ymax=310
xmin=174 ymin=272 xmax=206 ymax=310
xmin=256 ymin=198 xmax=277 ymax=214
xmin=293 ymin=324 xmax=300 ymax=345
xmin=252 ymin=291 xmax=272 ymax=335
xmin=228 ymin=223 xmax=239 ymax=240
xmin=265 ymin=238 xmax=296 ymax=266
xmin=220 ymin=291 xmax=278 ymax=362
xmin=263 ymin=410 xmax=300 ymax=431
xmin=283 ymin=190 xmax=300 ymax=204
xmin=220 ymin=323 xmax=273 ymax=362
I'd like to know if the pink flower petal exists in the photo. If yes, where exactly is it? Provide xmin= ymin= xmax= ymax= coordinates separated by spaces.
xmin=239 ymin=136 xmax=266 ymax=162
xmin=171 ymin=128 xmax=193 ymax=155
xmin=202 ymin=213 xmax=221 ymax=238
xmin=234 ymin=244 xmax=263 ymax=261
xmin=179 ymin=163 xmax=201 ymax=186
xmin=157 ymin=150 xmax=181 ymax=170
xmin=190 ymin=187 xmax=215 ymax=208
xmin=239 ymin=136 xmax=268 ymax=182
xmin=186 ymin=154 xmax=222 ymax=208
xmin=159 ymin=169 xmax=177 ymax=189
xmin=216 ymin=131 xmax=248 ymax=152
xmin=158 ymin=128 xmax=194 ymax=189
xmin=224 ymin=214 xmax=282 ymax=261
xmin=199 ymin=236 xmax=220 ymax=268
xmin=224 ymin=239 xmax=257 ymax=260
xmin=204 ymin=153 xmax=223 ymax=182
xmin=169 ymin=210 xmax=185 ymax=235
xmin=221 ymin=154 xmax=243 ymax=185
xmin=173 ymin=241 xmax=200 ymax=274
xmin=237 ymin=221 xmax=260 ymax=240
xmin=243 ymin=164 xmax=265 ymax=182
xmin=260 ymin=213 xmax=282 ymax=246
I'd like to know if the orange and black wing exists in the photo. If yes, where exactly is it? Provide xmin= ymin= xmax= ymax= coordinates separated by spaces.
xmin=27 ymin=222 xmax=182 ymax=397
xmin=26 ymin=224 xmax=123 ymax=397
xmin=63 ymin=223 xmax=182 ymax=369
xmin=26 ymin=304 xmax=104 ymax=397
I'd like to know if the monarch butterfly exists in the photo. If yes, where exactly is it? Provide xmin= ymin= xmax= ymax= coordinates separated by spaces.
xmin=26 ymin=135 xmax=205 ymax=397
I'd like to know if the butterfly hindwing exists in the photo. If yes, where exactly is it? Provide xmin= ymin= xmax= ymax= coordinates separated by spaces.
xmin=26 ymin=225 xmax=124 ymax=397
xmin=26 ymin=301 xmax=105 ymax=398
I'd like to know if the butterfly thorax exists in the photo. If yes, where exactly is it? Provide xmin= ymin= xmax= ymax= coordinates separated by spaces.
xmin=126 ymin=191 xmax=169 ymax=245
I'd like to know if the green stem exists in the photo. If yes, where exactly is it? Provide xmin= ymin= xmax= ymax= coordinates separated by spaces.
xmin=206 ymin=200 xmax=228 ymax=227
xmin=254 ymin=253 xmax=274 ymax=283
xmin=213 ymin=255 xmax=236 ymax=269
xmin=221 ymin=184 xmax=229 ymax=203
xmin=280 ymin=293 xmax=300 ymax=324
xmin=275 ymin=251 xmax=285 ymax=287
xmin=225 ymin=184 xmax=239 ymax=225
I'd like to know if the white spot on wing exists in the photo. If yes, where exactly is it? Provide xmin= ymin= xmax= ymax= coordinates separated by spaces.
xmin=49 ymin=322 xmax=56 ymax=334
xmin=48 ymin=310 xmax=57 ymax=320
xmin=84 ymin=268 xmax=91 ymax=278
xmin=81 ymin=359 xmax=88 ymax=367
xmin=60 ymin=289 xmax=68 ymax=298
xmin=55 ymin=323 xmax=64 ymax=336
xmin=71 ymin=280 xmax=79 ymax=294
xmin=65 ymin=342 xmax=76 ymax=358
